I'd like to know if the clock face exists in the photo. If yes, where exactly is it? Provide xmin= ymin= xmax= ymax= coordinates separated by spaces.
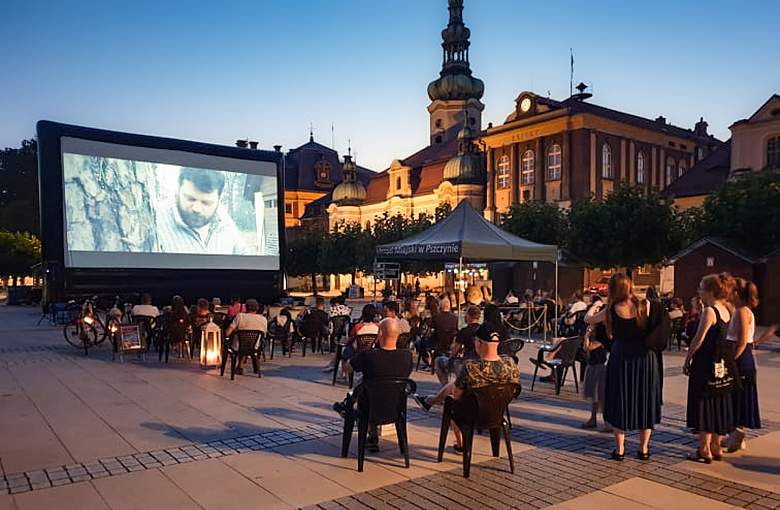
xmin=520 ymin=97 xmax=532 ymax=113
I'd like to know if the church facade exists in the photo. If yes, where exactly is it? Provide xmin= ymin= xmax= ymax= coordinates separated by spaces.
xmin=318 ymin=0 xmax=725 ymax=230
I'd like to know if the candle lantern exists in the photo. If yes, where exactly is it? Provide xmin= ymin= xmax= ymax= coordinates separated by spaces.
xmin=199 ymin=320 xmax=222 ymax=369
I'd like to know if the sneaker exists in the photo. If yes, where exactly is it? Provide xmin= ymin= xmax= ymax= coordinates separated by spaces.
xmin=413 ymin=394 xmax=432 ymax=412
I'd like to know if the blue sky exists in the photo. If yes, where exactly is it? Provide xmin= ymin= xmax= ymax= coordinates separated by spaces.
xmin=2 ymin=0 xmax=778 ymax=171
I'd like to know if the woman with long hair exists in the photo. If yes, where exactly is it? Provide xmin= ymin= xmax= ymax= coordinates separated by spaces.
xmin=684 ymin=273 xmax=738 ymax=463
xmin=585 ymin=273 xmax=661 ymax=461
xmin=725 ymin=278 xmax=761 ymax=451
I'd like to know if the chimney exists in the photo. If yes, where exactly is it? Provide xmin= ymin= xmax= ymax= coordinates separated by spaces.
xmin=655 ymin=116 xmax=667 ymax=125
xmin=248 ymin=141 xmax=259 ymax=150
xmin=273 ymin=145 xmax=282 ymax=152
xmin=235 ymin=139 xmax=248 ymax=148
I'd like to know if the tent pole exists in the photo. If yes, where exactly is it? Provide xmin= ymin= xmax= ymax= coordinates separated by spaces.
xmin=458 ymin=256 xmax=463 ymax=327
xmin=554 ymin=252 xmax=559 ymax=340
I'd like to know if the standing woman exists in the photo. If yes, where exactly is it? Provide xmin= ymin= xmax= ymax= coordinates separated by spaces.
xmin=585 ymin=273 xmax=660 ymax=460
xmin=684 ymin=273 xmax=738 ymax=463
xmin=725 ymin=278 xmax=761 ymax=451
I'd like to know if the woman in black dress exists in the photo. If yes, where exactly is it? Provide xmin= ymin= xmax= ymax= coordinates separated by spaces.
xmin=684 ymin=273 xmax=737 ymax=463
xmin=725 ymin=278 xmax=760 ymax=452
xmin=586 ymin=274 xmax=661 ymax=461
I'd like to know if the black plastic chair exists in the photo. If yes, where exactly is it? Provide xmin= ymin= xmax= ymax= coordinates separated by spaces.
xmin=221 ymin=330 xmax=265 ymax=380
xmin=669 ymin=317 xmax=684 ymax=351
xmin=396 ymin=332 xmax=411 ymax=350
xmin=437 ymin=383 xmax=519 ymax=478
xmin=529 ymin=336 xmax=582 ymax=395
xmin=132 ymin=315 xmax=157 ymax=351
xmin=348 ymin=334 xmax=379 ymax=388
xmin=329 ymin=315 xmax=351 ymax=352
xmin=415 ymin=319 xmax=432 ymax=371
xmin=159 ymin=315 xmax=191 ymax=363
xmin=340 ymin=377 xmax=416 ymax=472
xmin=267 ymin=316 xmax=293 ymax=360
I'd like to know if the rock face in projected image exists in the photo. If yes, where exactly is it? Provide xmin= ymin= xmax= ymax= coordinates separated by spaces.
xmin=63 ymin=155 xmax=158 ymax=252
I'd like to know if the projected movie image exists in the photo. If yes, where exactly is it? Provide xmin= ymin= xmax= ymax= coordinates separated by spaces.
xmin=61 ymin=145 xmax=279 ymax=270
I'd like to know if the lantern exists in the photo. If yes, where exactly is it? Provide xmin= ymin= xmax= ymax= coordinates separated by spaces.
xmin=200 ymin=320 xmax=222 ymax=369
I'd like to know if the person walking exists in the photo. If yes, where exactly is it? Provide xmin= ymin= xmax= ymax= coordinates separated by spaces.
xmin=724 ymin=278 xmax=761 ymax=452
xmin=684 ymin=273 xmax=738 ymax=463
xmin=586 ymin=273 xmax=661 ymax=461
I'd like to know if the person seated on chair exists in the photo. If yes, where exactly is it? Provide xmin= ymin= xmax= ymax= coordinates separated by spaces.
xmin=668 ymin=297 xmax=684 ymax=321
xmin=333 ymin=317 xmax=413 ymax=452
xmin=383 ymin=300 xmax=410 ymax=334
xmin=302 ymin=297 xmax=330 ymax=343
xmin=430 ymin=297 xmax=458 ymax=360
xmin=562 ymin=290 xmax=588 ymax=327
xmin=270 ymin=307 xmax=294 ymax=355
xmin=326 ymin=304 xmax=379 ymax=376
xmin=434 ymin=305 xmax=481 ymax=385
xmin=504 ymin=289 xmax=519 ymax=305
xmin=329 ymin=296 xmax=352 ymax=318
xmin=190 ymin=298 xmax=212 ymax=330
xmin=414 ymin=323 xmax=520 ymax=452
xmin=227 ymin=295 xmax=245 ymax=319
xmin=225 ymin=299 xmax=267 ymax=374
xmin=483 ymin=304 xmax=508 ymax=343
xmin=132 ymin=293 xmax=160 ymax=318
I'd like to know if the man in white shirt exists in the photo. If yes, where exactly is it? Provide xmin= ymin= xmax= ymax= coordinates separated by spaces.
xmin=563 ymin=290 xmax=588 ymax=326
xmin=131 ymin=293 xmax=160 ymax=318
xmin=226 ymin=299 xmax=268 ymax=338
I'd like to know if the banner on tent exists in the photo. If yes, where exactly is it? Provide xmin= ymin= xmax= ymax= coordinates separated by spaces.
xmin=376 ymin=242 xmax=460 ymax=258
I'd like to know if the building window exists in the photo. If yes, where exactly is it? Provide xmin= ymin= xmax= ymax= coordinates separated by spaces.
xmin=768 ymin=136 xmax=780 ymax=168
xmin=496 ymin=154 xmax=510 ymax=189
xmin=522 ymin=189 xmax=531 ymax=202
xmin=637 ymin=152 xmax=646 ymax=184
xmin=546 ymin=144 xmax=562 ymax=181
xmin=521 ymin=150 xmax=535 ymax=185
xmin=284 ymin=203 xmax=293 ymax=214
xmin=697 ymin=147 xmax=705 ymax=161
xmin=665 ymin=157 xmax=675 ymax=185
xmin=396 ymin=177 xmax=402 ymax=191
xmin=601 ymin=143 xmax=613 ymax=179
xmin=678 ymin=160 xmax=687 ymax=178
xmin=264 ymin=199 xmax=277 ymax=209
xmin=314 ymin=159 xmax=331 ymax=185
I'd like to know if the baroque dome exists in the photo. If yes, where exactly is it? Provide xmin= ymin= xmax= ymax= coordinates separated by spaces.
xmin=332 ymin=154 xmax=366 ymax=205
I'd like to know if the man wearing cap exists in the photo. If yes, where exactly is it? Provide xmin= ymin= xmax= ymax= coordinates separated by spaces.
xmin=413 ymin=322 xmax=520 ymax=452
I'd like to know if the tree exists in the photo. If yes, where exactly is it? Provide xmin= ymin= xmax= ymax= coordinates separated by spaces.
xmin=285 ymin=228 xmax=325 ymax=295
xmin=0 ymin=139 xmax=39 ymax=234
xmin=567 ymin=185 xmax=681 ymax=274
xmin=0 ymin=231 xmax=41 ymax=286
xmin=697 ymin=171 xmax=780 ymax=253
xmin=501 ymin=200 xmax=568 ymax=246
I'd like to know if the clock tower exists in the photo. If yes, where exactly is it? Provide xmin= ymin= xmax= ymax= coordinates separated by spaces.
xmin=427 ymin=0 xmax=485 ymax=145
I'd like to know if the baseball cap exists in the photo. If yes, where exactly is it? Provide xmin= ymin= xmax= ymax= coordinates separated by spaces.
xmin=475 ymin=323 xmax=501 ymax=343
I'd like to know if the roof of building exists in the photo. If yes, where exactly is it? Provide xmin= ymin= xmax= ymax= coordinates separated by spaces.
xmin=494 ymin=92 xmax=723 ymax=145
xmin=663 ymin=141 xmax=731 ymax=198
xmin=284 ymin=138 xmax=375 ymax=193
xmin=670 ymin=236 xmax=775 ymax=264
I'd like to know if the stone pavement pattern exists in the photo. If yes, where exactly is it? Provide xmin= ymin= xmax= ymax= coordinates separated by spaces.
xmin=1 ymin=305 xmax=779 ymax=509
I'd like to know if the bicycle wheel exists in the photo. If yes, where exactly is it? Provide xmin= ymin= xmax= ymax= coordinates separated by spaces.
xmin=93 ymin=309 xmax=110 ymax=345
xmin=63 ymin=320 xmax=97 ymax=350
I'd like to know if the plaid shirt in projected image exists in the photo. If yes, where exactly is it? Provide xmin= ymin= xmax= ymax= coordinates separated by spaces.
xmin=155 ymin=200 xmax=250 ymax=255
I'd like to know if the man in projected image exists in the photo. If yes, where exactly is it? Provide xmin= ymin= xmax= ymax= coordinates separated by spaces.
xmin=156 ymin=168 xmax=249 ymax=255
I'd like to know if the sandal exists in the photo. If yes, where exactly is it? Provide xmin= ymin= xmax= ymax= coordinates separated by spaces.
xmin=637 ymin=450 xmax=651 ymax=461
xmin=610 ymin=450 xmax=624 ymax=461
xmin=687 ymin=449 xmax=713 ymax=464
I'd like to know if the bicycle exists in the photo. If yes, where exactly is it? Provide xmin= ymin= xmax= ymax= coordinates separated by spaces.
xmin=62 ymin=297 xmax=120 ymax=355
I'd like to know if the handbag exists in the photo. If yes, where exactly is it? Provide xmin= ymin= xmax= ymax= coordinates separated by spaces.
xmin=644 ymin=299 xmax=670 ymax=351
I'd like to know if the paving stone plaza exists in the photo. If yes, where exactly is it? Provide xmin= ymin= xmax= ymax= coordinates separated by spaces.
xmin=1 ymin=305 xmax=778 ymax=509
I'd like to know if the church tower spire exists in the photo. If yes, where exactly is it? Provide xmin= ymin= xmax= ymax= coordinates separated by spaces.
xmin=427 ymin=0 xmax=485 ymax=145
